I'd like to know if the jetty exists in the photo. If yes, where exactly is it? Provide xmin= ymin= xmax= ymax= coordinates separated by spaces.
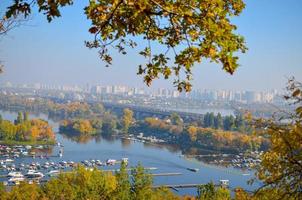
xmin=153 ymin=183 xmax=206 ymax=189
xmin=151 ymin=172 xmax=182 ymax=177
xmin=102 ymin=167 xmax=158 ymax=172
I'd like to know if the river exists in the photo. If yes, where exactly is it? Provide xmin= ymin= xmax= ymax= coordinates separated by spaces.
xmin=0 ymin=110 xmax=260 ymax=195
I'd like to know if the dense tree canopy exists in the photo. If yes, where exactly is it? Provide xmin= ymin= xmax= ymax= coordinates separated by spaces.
xmin=0 ymin=165 xmax=180 ymax=200
xmin=0 ymin=113 xmax=55 ymax=143
xmin=252 ymin=78 xmax=302 ymax=200
xmin=122 ymin=108 xmax=134 ymax=133
xmin=4 ymin=0 xmax=247 ymax=91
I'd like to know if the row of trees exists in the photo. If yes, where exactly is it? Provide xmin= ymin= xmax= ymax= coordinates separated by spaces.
xmin=48 ymin=101 xmax=93 ymax=119
xmin=140 ymin=117 xmax=266 ymax=152
xmin=60 ymin=119 xmax=99 ymax=135
xmin=187 ymin=127 xmax=266 ymax=152
xmin=0 ymin=112 xmax=55 ymax=143
xmin=203 ymin=113 xmax=249 ymax=132
xmin=0 ymin=163 xmax=180 ymax=200
xmin=59 ymin=108 xmax=134 ymax=136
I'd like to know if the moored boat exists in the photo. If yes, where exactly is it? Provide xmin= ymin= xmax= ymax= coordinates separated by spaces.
xmin=186 ymin=168 xmax=199 ymax=172
xmin=47 ymin=170 xmax=60 ymax=177
xmin=8 ymin=177 xmax=25 ymax=182
xmin=7 ymin=171 xmax=24 ymax=178
xmin=25 ymin=170 xmax=44 ymax=178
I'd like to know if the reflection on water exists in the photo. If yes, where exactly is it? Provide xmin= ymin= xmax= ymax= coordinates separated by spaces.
xmin=121 ymin=138 xmax=131 ymax=148
xmin=60 ymin=132 xmax=96 ymax=144
xmin=30 ymin=146 xmax=54 ymax=156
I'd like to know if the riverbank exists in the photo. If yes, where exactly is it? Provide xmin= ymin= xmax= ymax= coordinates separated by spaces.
xmin=0 ymin=140 xmax=56 ymax=146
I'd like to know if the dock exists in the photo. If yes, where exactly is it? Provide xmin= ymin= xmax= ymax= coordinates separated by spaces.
xmin=151 ymin=172 xmax=182 ymax=177
xmin=153 ymin=183 xmax=205 ymax=189
xmin=102 ymin=167 xmax=158 ymax=172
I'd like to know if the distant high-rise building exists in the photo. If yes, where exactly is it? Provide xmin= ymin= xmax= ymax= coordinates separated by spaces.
xmin=244 ymin=91 xmax=258 ymax=103
xmin=91 ymin=85 xmax=102 ymax=94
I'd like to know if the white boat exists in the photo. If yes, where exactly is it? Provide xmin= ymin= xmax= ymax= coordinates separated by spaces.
xmin=68 ymin=161 xmax=75 ymax=166
xmin=96 ymin=160 xmax=103 ymax=166
xmin=8 ymin=177 xmax=25 ymax=182
xmin=5 ymin=158 xmax=14 ymax=163
xmin=106 ymin=159 xmax=117 ymax=165
xmin=25 ymin=170 xmax=44 ymax=178
xmin=7 ymin=171 xmax=24 ymax=178
xmin=47 ymin=170 xmax=60 ymax=177
xmin=121 ymin=158 xmax=128 ymax=164
xmin=220 ymin=179 xmax=230 ymax=187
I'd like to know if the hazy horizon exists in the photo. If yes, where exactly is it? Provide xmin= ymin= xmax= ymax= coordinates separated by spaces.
xmin=0 ymin=0 xmax=301 ymax=91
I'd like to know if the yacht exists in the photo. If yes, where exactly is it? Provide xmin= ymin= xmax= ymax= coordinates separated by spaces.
xmin=25 ymin=170 xmax=44 ymax=178
xmin=47 ymin=170 xmax=60 ymax=177
xmin=7 ymin=171 xmax=24 ymax=178
xmin=95 ymin=160 xmax=103 ymax=166
xmin=8 ymin=177 xmax=25 ymax=182
xmin=106 ymin=159 xmax=117 ymax=165
xmin=5 ymin=158 xmax=14 ymax=163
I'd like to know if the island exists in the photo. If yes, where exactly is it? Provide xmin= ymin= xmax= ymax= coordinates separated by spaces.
xmin=0 ymin=112 xmax=56 ymax=145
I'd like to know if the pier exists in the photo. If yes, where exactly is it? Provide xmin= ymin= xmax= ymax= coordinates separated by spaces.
xmin=102 ymin=167 xmax=158 ymax=172
xmin=151 ymin=172 xmax=182 ymax=176
xmin=153 ymin=183 xmax=206 ymax=189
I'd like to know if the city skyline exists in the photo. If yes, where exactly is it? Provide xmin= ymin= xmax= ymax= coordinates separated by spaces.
xmin=0 ymin=81 xmax=283 ymax=104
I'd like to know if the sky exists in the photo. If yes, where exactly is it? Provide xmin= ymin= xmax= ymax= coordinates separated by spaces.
xmin=0 ymin=0 xmax=301 ymax=91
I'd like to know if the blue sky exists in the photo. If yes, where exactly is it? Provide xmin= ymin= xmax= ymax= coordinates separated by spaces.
xmin=0 ymin=0 xmax=301 ymax=91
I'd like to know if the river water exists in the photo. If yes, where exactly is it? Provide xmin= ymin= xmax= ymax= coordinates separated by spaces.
xmin=0 ymin=110 xmax=260 ymax=195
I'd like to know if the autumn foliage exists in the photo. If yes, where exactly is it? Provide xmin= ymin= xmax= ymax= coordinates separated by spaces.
xmin=142 ymin=116 xmax=265 ymax=152
xmin=0 ymin=112 xmax=55 ymax=143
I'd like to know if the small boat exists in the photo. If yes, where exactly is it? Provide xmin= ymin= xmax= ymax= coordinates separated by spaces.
xmin=5 ymin=158 xmax=14 ymax=163
xmin=95 ymin=160 xmax=103 ymax=166
xmin=68 ymin=161 xmax=75 ymax=166
xmin=106 ymin=159 xmax=117 ymax=165
xmin=121 ymin=158 xmax=128 ymax=164
xmin=58 ymin=149 xmax=63 ymax=157
xmin=220 ymin=179 xmax=229 ymax=187
xmin=8 ymin=177 xmax=25 ymax=182
xmin=47 ymin=170 xmax=60 ymax=177
xmin=25 ymin=170 xmax=44 ymax=178
xmin=57 ymin=142 xmax=64 ymax=147
xmin=187 ymin=168 xmax=199 ymax=172
xmin=7 ymin=171 xmax=24 ymax=178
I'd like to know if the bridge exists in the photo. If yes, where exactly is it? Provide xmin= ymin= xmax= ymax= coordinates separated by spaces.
xmin=102 ymin=102 xmax=204 ymax=122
